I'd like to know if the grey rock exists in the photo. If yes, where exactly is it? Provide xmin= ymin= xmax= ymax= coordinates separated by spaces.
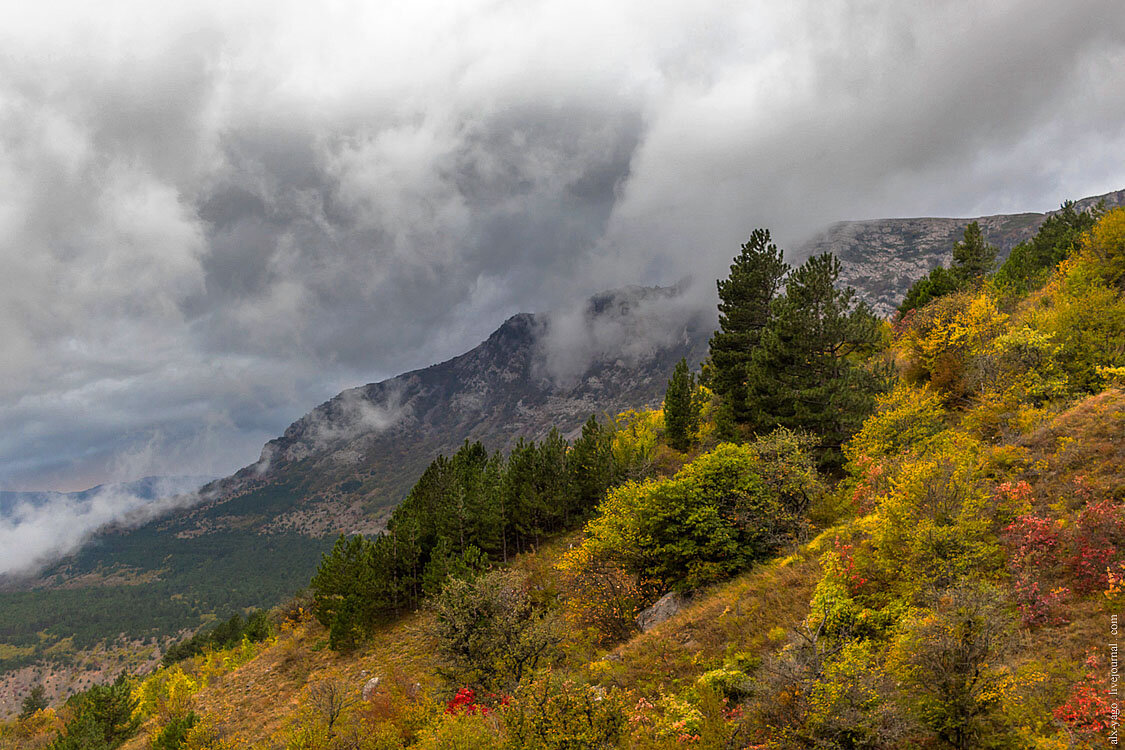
xmin=361 ymin=676 xmax=381 ymax=701
xmin=636 ymin=591 xmax=691 ymax=632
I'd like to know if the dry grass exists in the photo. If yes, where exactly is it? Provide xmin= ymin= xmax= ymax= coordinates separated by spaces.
xmin=593 ymin=533 xmax=834 ymax=695
xmin=1015 ymin=388 xmax=1125 ymax=506
xmin=110 ymin=386 xmax=1125 ymax=744
xmin=120 ymin=612 xmax=439 ymax=749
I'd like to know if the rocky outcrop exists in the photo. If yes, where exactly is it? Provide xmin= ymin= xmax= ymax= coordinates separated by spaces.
xmin=801 ymin=188 xmax=1125 ymax=317
xmin=636 ymin=591 xmax=691 ymax=632
xmin=180 ymin=283 xmax=715 ymax=538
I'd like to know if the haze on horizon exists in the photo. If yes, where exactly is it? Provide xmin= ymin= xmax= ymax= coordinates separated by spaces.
xmin=2 ymin=0 xmax=1124 ymax=494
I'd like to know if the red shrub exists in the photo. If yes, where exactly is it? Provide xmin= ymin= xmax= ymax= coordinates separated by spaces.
xmin=1068 ymin=499 xmax=1125 ymax=594
xmin=1054 ymin=653 xmax=1116 ymax=735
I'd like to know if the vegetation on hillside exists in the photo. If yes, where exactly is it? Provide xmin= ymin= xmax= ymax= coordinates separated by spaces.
xmin=4 ymin=202 xmax=1124 ymax=749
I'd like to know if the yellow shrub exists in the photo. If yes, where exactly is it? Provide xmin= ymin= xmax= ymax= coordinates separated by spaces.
xmin=845 ymin=383 xmax=947 ymax=464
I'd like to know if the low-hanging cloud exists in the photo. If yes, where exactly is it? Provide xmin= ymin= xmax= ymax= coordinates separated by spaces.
xmin=0 ymin=477 xmax=210 ymax=577
xmin=536 ymin=281 xmax=712 ymax=387
xmin=1 ymin=0 xmax=1124 ymax=497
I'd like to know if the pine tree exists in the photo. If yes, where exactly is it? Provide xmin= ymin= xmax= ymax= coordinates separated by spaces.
xmin=19 ymin=684 xmax=47 ymax=719
xmin=568 ymin=415 xmax=615 ymax=517
xmin=708 ymin=229 xmax=789 ymax=435
xmin=746 ymin=252 xmax=883 ymax=470
xmin=950 ymin=221 xmax=997 ymax=285
xmin=993 ymin=200 xmax=1099 ymax=294
xmin=663 ymin=358 xmax=699 ymax=452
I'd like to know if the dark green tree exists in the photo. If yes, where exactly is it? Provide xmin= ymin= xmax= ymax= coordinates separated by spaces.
xmin=20 ymin=683 xmax=47 ymax=718
xmin=993 ymin=200 xmax=1099 ymax=294
xmin=708 ymin=229 xmax=789 ymax=436
xmin=567 ymin=415 xmax=616 ymax=518
xmin=950 ymin=221 xmax=997 ymax=285
xmin=746 ymin=252 xmax=884 ymax=470
xmin=899 ymin=222 xmax=999 ymax=315
xmin=897 ymin=265 xmax=962 ymax=316
xmin=663 ymin=358 xmax=700 ymax=452
xmin=150 ymin=713 xmax=198 ymax=750
xmin=52 ymin=673 xmax=140 ymax=749
xmin=49 ymin=713 xmax=111 ymax=750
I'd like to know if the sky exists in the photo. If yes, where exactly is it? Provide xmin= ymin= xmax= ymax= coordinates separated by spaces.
xmin=2 ymin=0 xmax=1124 ymax=493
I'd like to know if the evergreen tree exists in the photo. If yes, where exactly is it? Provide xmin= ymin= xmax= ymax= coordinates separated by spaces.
xmin=950 ymin=221 xmax=997 ymax=285
xmin=897 ymin=265 xmax=961 ymax=316
xmin=746 ymin=252 xmax=883 ymax=470
xmin=708 ymin=229 xmax=789 ymax=435
xmin=663 ymin=358 xmax=699 ymax=452
xmin=568 ymin=415 xmax=615 ymax=518
xmin=993 ymin=200 xmax=1099 ymax=294
xmin=20 ymin=684 xmax=47 ymax=719
xmin=899 ymin=222 xmax=999 ymax=315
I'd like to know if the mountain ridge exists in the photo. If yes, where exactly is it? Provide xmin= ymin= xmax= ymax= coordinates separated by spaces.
xmin=812 ymin=187 xmax=1125 ymax=316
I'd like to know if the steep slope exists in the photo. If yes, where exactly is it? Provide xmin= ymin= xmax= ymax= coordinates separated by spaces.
xmin=3 ymin=188 xmax=1121 ymax=712
xmin=0 ymin=284 xmax=714 ymax=701
xmin=803 ymin=188 xmax=1125 ymax=316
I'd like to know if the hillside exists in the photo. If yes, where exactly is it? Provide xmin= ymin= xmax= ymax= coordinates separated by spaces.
xmin=3 ymin=191 xmax=1122 ymax=736
xmin=88 ymin=388 xmax=1118 ymax=750
xmin=13 ymin=193 xmax=1120 ymax=748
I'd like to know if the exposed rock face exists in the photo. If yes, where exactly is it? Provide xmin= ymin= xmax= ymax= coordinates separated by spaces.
xmin=121 ymin=189 xmax=1125 ymax=538
xmin=636 ymin=591 xmax=691 ymax=632
xmin=802 ymin=189 xmax=1125 ymax=317
xmin=185 ymin=283 xmax=715 ymax=538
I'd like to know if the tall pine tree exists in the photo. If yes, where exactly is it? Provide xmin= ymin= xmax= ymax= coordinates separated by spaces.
xmin=708 ymin=229 xmax=788 ymax=436
xmin=663 ymin=357 xmax=699 ymax=452
xmin=745 ymin=252 xmax=883 ymax=470
xmin=950 ymin=221 xmax=997 ymax=285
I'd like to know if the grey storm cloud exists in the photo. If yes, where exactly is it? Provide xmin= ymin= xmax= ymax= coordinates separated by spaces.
xmin=1 ymin=0 xmax=1124 ymax=498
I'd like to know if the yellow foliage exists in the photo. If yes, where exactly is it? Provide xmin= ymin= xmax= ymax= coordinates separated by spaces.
xmin=1081 ymin=205 xmax=1125 ymax=284
xmin=844 ymin=383 xmax=947 ymax=464
xmin=610 ymin=409 xmax=662 ymax=477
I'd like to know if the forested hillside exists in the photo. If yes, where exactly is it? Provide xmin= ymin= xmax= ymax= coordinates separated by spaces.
xmin=6 ymin=200 xmax=1122 ymax=749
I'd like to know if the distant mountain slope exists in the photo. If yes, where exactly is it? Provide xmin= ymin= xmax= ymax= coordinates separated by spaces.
xmin=0 ymin=284 xmax=715 ymax=685
xmin=181 ymin=282 xmax=714 ymax=540
xmin=803 ymin=188 xmax=1125 ymax=316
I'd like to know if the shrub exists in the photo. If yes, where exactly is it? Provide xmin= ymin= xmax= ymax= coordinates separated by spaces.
xmin=429 ymin=570 xmax=561 ymax=692
xmin=1067 ymin=498 xmax=1125 ymax=594
xmin=555 ymin=545 xmax=658 ymax=644
xmin=503 ymin=674 xmax=627 ymax=750
xmin=845 ymin=383 xmax=948 ymax=464
xmin=888 ymin=583 xmax=1017 ymax=750
xmin=150 ymin=712 xmax=197 ymax=750
xmin=1053 ymin=653 xmax=1116 ymax=738
xmin=571 ymin=437 xmax=821 ymax=593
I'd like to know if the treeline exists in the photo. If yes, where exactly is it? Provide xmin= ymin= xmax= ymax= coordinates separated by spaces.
xmin=898 ymin=200 xmax=1101 ymax=315
xmin=311 ymin=416 xmax=622 ymax=649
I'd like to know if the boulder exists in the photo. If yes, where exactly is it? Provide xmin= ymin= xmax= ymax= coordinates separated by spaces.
xmin=361 ymin=676 xmax=381 ymax=701
xmin=635 ymin=592 xmax=689 ymax=632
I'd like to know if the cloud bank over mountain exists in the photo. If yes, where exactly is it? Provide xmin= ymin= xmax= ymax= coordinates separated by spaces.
xmin=2 ymin=0 xmax=1124 ymax=490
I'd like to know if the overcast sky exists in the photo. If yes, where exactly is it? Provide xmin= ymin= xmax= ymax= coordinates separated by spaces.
xmin=2 ymin=0 xmax=1123 ymax=492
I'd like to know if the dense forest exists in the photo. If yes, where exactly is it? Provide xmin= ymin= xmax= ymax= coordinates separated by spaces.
xmin=4 ymin=203 xmax=1124 ymax=749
